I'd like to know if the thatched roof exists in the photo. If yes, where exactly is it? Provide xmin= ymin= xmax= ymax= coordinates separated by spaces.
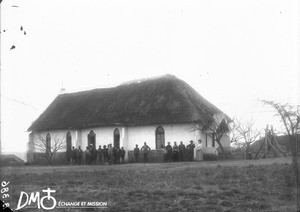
xmin=28 ymin=74 xmax=230 ymax=131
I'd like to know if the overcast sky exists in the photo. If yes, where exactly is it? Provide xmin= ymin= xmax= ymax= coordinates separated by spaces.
xmin=1 ymin=0 xmax=299 ymax=152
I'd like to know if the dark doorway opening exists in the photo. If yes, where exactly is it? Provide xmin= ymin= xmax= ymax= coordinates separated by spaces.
xmin=114 ymin=128 xmax=120 ymax=148
xmin=212 ymin=133 xmax=215 ymax=147
xmin=155 ymin=126 xmax=165 ymax=149
xmin=88 ymin=130 xmax=96 ymax=148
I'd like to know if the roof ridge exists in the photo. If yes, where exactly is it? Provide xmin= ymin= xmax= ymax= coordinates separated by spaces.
xmin=120 ymin=74 xmax=176 ymax=86
xmin=58 ymin=74 xmax=177 ymax=96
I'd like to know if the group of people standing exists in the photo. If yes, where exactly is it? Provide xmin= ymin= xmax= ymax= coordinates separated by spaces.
xmin=133 ymin=142 xmax=151 ymax=163
xmin=69 ymin=144 xmax=126 ymax=165
xmin=162 ymin=139 xmax=204 ymax=162
xmin=68 ymin=139 xmax=204 ymax=165
xmin=132 ymin=140 xmax=204 ymax=163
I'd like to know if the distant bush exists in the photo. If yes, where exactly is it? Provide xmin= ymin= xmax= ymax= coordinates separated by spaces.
xmin=203 ymin=153 xmax=218 ymax=161
xmin=229 ymin=147 xmax=245 ymax=159
xmin=218 ymin=149 xmax=234 ymax=160
xmin=214 ymin=147 xmax=239 ymax=160
xmin=0 ymin=155 xmax=25 ymax=166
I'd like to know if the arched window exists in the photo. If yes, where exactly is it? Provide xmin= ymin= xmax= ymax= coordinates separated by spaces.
xmin=88 ymin=130 xmax=96 ymax=148
xmin=66 ymin=132 xmax=72 ymax=162
xmin=114 ymin=128 xmax=120 ymax=148
xmin=46 ymin=133 xmax=51 ymax=153
xmin=155 ymin=126 xmax=165 ymax=149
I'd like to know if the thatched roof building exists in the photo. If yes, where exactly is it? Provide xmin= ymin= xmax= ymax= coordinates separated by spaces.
xmin=28 ymin=74 xmax=230 ymax=131
xmin=28 ymin=74 xmax=232 ymax=164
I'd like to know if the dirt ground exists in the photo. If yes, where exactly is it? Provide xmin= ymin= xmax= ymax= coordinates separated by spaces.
xmin=1 ymin=157 xmax=297 ymax=212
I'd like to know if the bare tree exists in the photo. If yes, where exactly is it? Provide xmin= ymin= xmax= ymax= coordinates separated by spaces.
xmin=262 ymin=100 xmax=300 ymax=171
xmin=195 ymin=114 xmax=230 ymax=157
xmin=35 ymin=134 xmax=66 ymax=165
xmin=212 ymin=118 xmax=230 ymax=155
xmin=262 ymin=100 xmax=300 ymax=211
xmin=229 ymin=117 xmax=243 ymax=147
xmin=236 ymin=119 xmax=261 ymax=159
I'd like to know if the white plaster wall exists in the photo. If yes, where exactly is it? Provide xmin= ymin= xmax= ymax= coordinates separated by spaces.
xmin=203 ymin=133 xmax=213 ymax=147
xmin=203 ymin=112 xmax=231 ymax=149
xmin=126 ymin=122 xmax=200 ymax=150
xmin=220 ymin=134 xmax=230 ymax=148
xmin=204 ymin=133 xmax=230 ymax=148
xmin=32 ymin=122 xmax=211 ymax=154
xmin=33 ymin=130 xmax=77 ymax=153
xmin=199 ymin=131 xmax=207 ymax=145
xmin=80 ymin=127 xmax=123 ymax=149
xmin=68 ymin=123 xmax=201 ymax=151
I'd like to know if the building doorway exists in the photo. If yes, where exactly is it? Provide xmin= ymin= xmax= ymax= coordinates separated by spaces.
xmin=155 ymin=126 xmax=165 ymax=149
xmin=88 ymin=130 xmax=96 ymax=148
xmin=114 ymin=128 xmax=120 ymax=148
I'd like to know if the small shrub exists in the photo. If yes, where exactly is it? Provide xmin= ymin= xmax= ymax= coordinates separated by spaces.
xmin=218 ymin=150 xmax=234 ymax=160
xmin=230 ymin=148 xmax=245 ymax=159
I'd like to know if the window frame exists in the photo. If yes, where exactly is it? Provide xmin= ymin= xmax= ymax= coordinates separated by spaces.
xmin=155 ymin=126 xmax=165 ymax=149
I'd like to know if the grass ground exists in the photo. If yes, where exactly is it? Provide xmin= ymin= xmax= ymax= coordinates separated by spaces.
xmin=1 ymin=157 xmax=297 ymax=212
